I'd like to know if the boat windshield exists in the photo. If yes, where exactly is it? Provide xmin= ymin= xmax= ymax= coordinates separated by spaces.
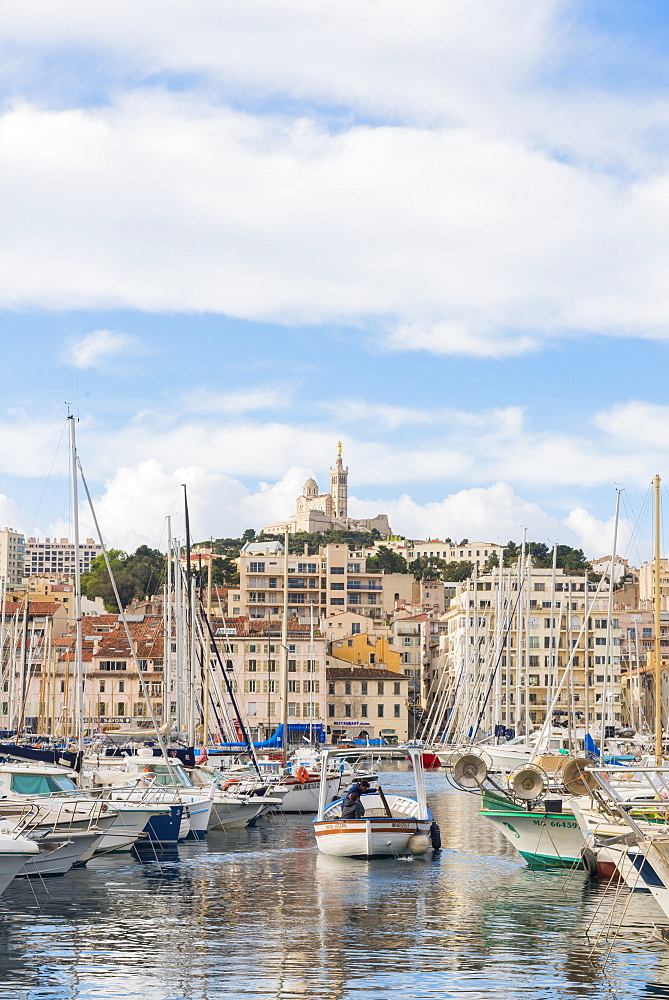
xmin=10 ymin=773 xmax=79 ymax=795
xmin=150 ymin=764 xmax=193 ymax=787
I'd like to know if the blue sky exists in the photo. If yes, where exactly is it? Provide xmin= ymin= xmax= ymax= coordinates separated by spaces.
xmin=1 ymin=1 xmax=669 ymax=564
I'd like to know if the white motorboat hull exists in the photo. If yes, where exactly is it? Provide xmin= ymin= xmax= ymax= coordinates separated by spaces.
xmin=208 ymin=797 xmax=266 ymax=830
xmin=21 ymin=832 xmax=102 ymax=877
xmin=314 ymin=817 xmax=433 ymax=857
xmin=0 ymin=837 xmax=40 ymax=893
xmin=92 ymin=806 xmax=168 ymax=854
xmin=275 ymin=775 xmax=342 ymax=814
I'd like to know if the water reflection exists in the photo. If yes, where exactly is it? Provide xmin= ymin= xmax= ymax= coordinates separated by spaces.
xmin=0 ymin=769 xmax=668 ymax=997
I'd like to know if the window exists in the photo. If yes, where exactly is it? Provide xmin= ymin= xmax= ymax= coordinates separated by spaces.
xmin=528 ymin=636 xmax=539 ymax=649
xmin=331 ymin=582 xmax=345 ymax=590
xmin=347 ymin=639 xmax=354 ymax=647
xmin=361 ymin=681 xmax=368 ymax=695
xmin=303 ymin=702 xmax=317 ymax=717
xmin=361 ymin=703 xmax=368 ymax=719
xmin=377 ymin=704 xmax=384 ymax=718
xmin=288 ymin=660 xmax=297 ymax=672
xmin=116 ymin=702 xmax=126 ymax=716
xmin=249 ymin=562 xmax=265 ymax=573
xmin=348 ymin=563 xmax=361 ymax=574
xmin=268 ymin=660 xmax=276 ymax=671
xmin=394 ymin=704 xmax=401 ymax=718
xmin=345 ymin=681 xmax=351 ymax=695
xmin=328 ymin=704 xmax=335 ymax=717
xmin=151 ymin=682 xmax=161 ymax=696
xmin=247 ymin=660 xmax=257 ymax=672
xmin=135 ymin=702 xmax=145 ymax=717
xmin=246 ymin=679 xmax=258 ymax=693
xmin=393 ymin=682 xmax=401 ymax=695
xmin=99 ymin=680 xmax=106 ymax=693
xmin=351 ymin=623 xmax=361 ymax=634
xmin=344 ymin=704 xmax=352 ymax=717
xmin=298 ymin=562 xmax=317 ymax=574
xmin=288 ymin=703 xmax=299 ymax=717
xmin=377 ymin=681 xmax=384 ymax=695
xmin=328 ymin=682 xmax=335 ymax=695
xmin=330 ymin=566 xmax=345 ymax=574
xmin=99 ymin=661 xmax=126 ymax=672
xmin=264 ymin=679 xmax=277 ymax=694
xmin=305 ymin=660 xmax=318 ymax=671
xmin=98 ymin=702 xmax=106 ymax=716
xmin=348 ymin=593 xmax=361 ymax=604
xmin=249 ymin=644 xmax=257 ymax=653
xmin=331 ymin=598 xmax=345 ymax=606
xmin=119 ymin=680 xmax=125 ymax=693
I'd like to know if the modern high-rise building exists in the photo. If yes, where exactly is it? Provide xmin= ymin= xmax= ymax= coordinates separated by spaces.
xmin=0 ymin=527 xmax=24 ymax=587
xmin=23 ymin=537 xmax=102 ymax=577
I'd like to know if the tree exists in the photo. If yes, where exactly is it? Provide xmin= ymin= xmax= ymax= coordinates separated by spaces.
xmin=442 ymin=560 xmax=474 ymax=581
xmin=484 ymin=552 xmax=499 ymax=572
xmin=410 ymin=556 xmax=448 ymax=581
xmin=81 ymin=546 xmax=165 ymax=612
xmin=365 ymin=546 xmax=409 ymax=574
xmin=241 ymin=528 xmax=256 ymax=543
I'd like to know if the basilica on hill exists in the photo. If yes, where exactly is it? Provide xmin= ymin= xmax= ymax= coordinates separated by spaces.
xmin=262 ymin=443 xmax=392 ymax=537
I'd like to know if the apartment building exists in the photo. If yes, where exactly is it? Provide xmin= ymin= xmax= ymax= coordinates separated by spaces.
xmin=639 ymin=559 xmax=669 ymax=611
xmin=24 ymin=537 xmax=102 ymax=577
xmin=0 ymin=527 xmax=25 ymax=587
xmin=375 ymin=538 xmax=503 ymax=572
xmin=325 ymin=665 xmax=409 ymax=743
xmin=214 ymin=618 xmax=327 ymax=741
xmin=329 ymin=632 xmax=401 ymax=673
xmin=427 ymin=566 xmax=624 ymax=736
xmin=232 ymin=541 xmax=413 ymax=622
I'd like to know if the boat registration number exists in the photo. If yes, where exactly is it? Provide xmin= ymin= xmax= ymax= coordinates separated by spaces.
xmin=531 ymin=818 xmax=578 ymax=829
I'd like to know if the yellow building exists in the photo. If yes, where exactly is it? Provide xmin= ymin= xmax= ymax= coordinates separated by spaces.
xmin=329 ymin=632 xmax=401 ymax=672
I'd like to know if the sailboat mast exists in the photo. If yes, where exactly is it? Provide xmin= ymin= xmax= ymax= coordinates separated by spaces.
xmin=600 ymin=488 xmax=621 ymax=757
xmin=280 ymin=530 xmax=289 ymax=766
xmin=655 ymin=474 xmax=662 ymax=765
xmin=68 ymin=414 xmax=85 ymax=756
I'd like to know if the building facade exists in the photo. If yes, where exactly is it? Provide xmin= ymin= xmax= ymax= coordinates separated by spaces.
xmin=233 ymin=541 xmax=413 ymax=622
xmin=24 ymin=537 xmax=102 ymax=577
xmin=0 ymin=527 xmax=25 ymax=587
xmin=427 ymin=565 xmax=624 ymax=737
xmin=325 ymin=665 xmax=409 ymax=743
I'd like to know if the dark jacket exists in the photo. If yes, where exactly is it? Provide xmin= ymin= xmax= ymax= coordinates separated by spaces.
xmin=341 ymin=798 xmax=365 ymax=819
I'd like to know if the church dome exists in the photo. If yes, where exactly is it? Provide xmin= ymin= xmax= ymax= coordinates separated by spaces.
xmin=303 ymin=477 xmax=319 ymax=497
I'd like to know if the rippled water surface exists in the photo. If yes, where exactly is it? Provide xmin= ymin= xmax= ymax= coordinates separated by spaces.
xmin=1 ymin=766 xmax=669 ymax=999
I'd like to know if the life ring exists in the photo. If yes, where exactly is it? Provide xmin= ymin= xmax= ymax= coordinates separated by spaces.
xmin=296 ymin=766 xmax=309 ymax=784
xmin=222 ymin=778 xmax=240 ymax=791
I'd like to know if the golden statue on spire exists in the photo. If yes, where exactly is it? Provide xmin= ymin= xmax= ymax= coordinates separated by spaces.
xmin=337 ymin=440 xmax=342 ymax=457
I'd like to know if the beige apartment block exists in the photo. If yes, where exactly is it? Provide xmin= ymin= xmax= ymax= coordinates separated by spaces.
xmin=216 ymin=620 xmax=327 ymax=741
xmin=639 ymin=559 xmax=669 ymax=611
xmin=235 ymin=541 xmax=413 ymax=623
xmin=23 ymin=536 xmax=102 ymax=577
xmin=329 ymin=632 xmax=401 ymax=673
xmin=325 ymin=665 xmax=409 ymax=743
xmin=374 ymin=538 xmax=503 ymax=572
xmin=428 ymin=566 xmax=623 ymax=736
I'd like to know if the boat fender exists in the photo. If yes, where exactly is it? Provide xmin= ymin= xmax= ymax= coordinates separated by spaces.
xmin=296 ymin=765 xmax=309 ymax=784
xmin=408 ymin=834 xmax=431 ymax=856
xmin=429 ymin=821 xmax=441 ymax=850
xmin=581 ymin=847 xmax=599 ymax=878
xmin=222 ymin=779 xmax=240 ymax=792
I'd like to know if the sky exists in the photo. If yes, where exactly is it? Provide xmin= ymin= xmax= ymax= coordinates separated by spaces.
xmin=1 ymin=0 xmax=669 ymax=564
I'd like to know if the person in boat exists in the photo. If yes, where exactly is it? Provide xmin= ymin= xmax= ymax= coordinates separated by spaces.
xmin=343 ymin=779 xmax=373 ymax=806
xmin=340 ymin=791 xmax=365 ymax=819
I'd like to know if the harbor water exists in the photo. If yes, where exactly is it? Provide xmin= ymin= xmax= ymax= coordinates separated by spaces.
xmin=1 ymin=765 xmax=669 ymax=999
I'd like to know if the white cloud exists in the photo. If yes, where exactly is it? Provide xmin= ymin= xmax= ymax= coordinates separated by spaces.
xmin=181 ymin=385 xmax=293 ymax=415
xmin=0 ymin=93 xmax=668 ymax=356
xmin=65 ymin=330 xmax=137 ymax=370
xmin=563 ymin=508 xmax=633 ymax=562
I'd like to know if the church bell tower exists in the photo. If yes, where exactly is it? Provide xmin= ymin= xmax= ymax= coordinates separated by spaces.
xmin=330 ymin=441 xmax=349 ymax=518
